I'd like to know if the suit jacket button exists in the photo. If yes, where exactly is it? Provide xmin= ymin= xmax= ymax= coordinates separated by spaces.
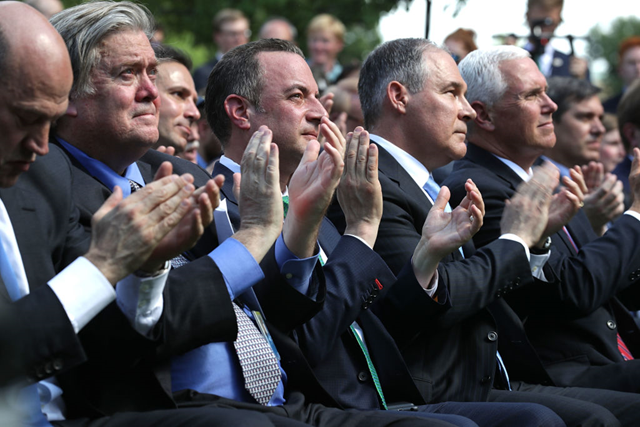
xmin=36 ymin=366 xmax=45 ymax=379
xmin=480 ymin=375 xmax=492 ymax=384
xmin=487 ymin=332 xmax=498 ymax=342
xmin=362 ymin=302 xmax=369 ymax=310
xmin=358 ymin=371 xmax=369 ymax=382
xmin=53 ymin=359 xmax=64 ymax=371
xmin=607 ymin=320 xmax=617 ymax=330
xmin=44 ymin=362 xmax=54 ymax=375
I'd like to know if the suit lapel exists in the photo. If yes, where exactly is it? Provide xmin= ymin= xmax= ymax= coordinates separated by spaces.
xmin=377 ymin=144 xmax=467 ymax=261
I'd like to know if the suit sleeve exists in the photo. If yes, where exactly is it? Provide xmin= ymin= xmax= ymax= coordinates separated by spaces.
xmin=446 ymin=163 xmax=640 ymax=318
xmin=0 ymin=286 xmax=86 ymax=386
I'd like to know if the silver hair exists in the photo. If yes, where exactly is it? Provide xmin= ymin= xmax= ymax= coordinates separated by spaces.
xmin=50 ymin=1 xmax=154 ymax=99
xmin=359 ymin=38 xmax=441 ymax=130
xmin=458 ymin=45 xmax=530 ymax=107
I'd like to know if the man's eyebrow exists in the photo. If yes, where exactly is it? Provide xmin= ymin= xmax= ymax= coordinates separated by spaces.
xmin=521 ymin=86 xmax=544 ymax=98
xmin=284 ymin=84 xmax=311 ymax=94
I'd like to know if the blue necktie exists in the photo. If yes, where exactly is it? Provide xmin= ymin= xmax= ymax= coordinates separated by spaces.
xmin=0 ymin=246 xmax=51 ymax=426
xmin=422 ymin=176 xmax=465 ymax=259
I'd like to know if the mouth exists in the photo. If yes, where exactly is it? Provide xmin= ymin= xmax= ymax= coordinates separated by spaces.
xmin=177 ymin=124 xmax=192 ymax=137
xmin=538 ymin=122 xmax=554 ymax=128
xmin=302 ymin=131 xmax=319 ymax=140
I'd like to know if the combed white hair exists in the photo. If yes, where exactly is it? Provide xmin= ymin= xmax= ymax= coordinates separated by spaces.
xmin=459 ymin=46 xmax=530 ymax=107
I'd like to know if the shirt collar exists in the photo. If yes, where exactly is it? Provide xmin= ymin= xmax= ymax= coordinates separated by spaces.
xmin=370 ymin=134 xmax=431 ymax=190
xmin=57 ymin=137 xmax=145 ymax=198
xmin=492 ymin=154 xmax=533 ymax=182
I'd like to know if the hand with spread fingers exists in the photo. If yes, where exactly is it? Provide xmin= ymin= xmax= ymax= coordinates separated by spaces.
xmin=85 ymin=173 xmax=198 ymax=285
xmin=544 ymin=165 xmax=587 ymax=238
xmin=411 ymin=179 xmax=484 ymax=288
xmin=337 ymin=127 xmax=382 ymax=249
xmin=284 ymin=121 xmax=344 ymax=258
xmin=233 ymin=126 xmax=284 ymax=263
xmin=501 ymin=162 xmax=559 ymax=248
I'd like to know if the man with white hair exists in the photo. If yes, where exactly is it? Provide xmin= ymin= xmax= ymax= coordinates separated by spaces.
xmin=443 ymin=44 xmax=640 ymax=423
xmin=329 ymin=37 xmax=640 ymax=426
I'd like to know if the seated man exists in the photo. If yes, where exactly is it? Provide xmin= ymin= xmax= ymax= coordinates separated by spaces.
xmin=0 ymin=3 xmax=280 ymax=426
xmin=48 ymin=2 xmax=475 ymax=426
xmin=328 ymin=37 xmax=640 ymax=426
xmin=542 ymin=76 xmax=624 ymax=234
xmin=442 ymin=45 xmax=640 ymax=418
xmin=207 ymin=38 xmax=564 ymax=427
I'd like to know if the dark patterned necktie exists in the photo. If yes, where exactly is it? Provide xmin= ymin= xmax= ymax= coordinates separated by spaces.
xmin=232 ymin=303 xmax=281 ymax=405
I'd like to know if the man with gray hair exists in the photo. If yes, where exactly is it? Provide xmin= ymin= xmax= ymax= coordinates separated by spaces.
xmin=329 ymin=37 xmax=640 ymax=426
xmin=46 ymin=3 xmax=322 ymax=427
xmin=0 ymin=2 xmax=279 ymax=427
xmin=443 ymin=45 xmax=640 ymax=424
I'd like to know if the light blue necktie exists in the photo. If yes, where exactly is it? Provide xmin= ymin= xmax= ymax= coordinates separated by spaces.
xmin=0 ymin=245 xmax=51 ymax=426
xmin=422 ymin=176 xmax=465 ymax=258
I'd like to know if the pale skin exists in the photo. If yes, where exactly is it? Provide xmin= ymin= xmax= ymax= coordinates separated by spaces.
xmin=501 ymin=162 xmax=559 ymax=248
xmin=581 ymin=162 xmax=625 ymax=235
xmin=0 ymin=3 xmax=209 ymax=283
xmin=85 ymin=172 xmax=197 ymax=284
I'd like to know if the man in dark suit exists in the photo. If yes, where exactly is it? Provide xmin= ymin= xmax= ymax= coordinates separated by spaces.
xmin=603 ymin=36 xmax=640 ymax=114
xmin=48 ymin=3 xmax=480 ymax=426
xmin=206 ymin=37 xmax=567 ymax=427
xmin=613 ymin=80 xmax=640 ymax=202
xmin=192 ymin=8 xmax=251 ymax=92
xmin=338 ymin=37 xmax=640 ymax=426
xmin=0 ymin=4 xmax=284 ymax=427
xmin=442 ymin=45 xmax=640 ymax=423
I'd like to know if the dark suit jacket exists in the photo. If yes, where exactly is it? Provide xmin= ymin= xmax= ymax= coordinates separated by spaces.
xmin=549 ymin=49 xmax=591 ymax=81
xmin=0 ymin=145 xmax=90 ymax=385
xmin=54 ymin=145 xmax=342 ymax=417
xmin=192 ymin=57 xmax=218 ymax=92
xmin=327 ymin=144 xmax=541 ymax=403
xmin=212 ymin=161 xmax=435 ymax=410
xmin=443 ymin=142 xmax=640 ymax=391
xmin=603 ymin=91 xmax=624 ymax=114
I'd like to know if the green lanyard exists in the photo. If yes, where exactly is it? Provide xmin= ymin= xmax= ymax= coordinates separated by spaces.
xmin=319 ymin=248 xmax=388 ymax=409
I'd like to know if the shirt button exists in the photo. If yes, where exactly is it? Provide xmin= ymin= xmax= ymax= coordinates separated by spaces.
xmin=487 ymin=332 xmax=498 ymax=342
xmin=607 ymin=320 xmax=617 ymax=330
xmin=285 ymin=273 xmax=293 ymax=279
xmin=532 ymin=266 xmax=538 ymax=272
xmin=357 ymin=371 xmax=369 ymax=382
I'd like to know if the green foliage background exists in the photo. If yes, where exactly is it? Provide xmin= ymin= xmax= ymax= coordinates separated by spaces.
xmin=588 ymin=17 xmax=640 ymax=96
xmin=61 ymin=0 xmax=410 ymax=67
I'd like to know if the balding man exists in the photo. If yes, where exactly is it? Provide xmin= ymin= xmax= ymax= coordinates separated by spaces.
xmin=0 ymin=3 xmax=272 ymax=427
xmin=443 ymin=45 xmax=640 ymax=424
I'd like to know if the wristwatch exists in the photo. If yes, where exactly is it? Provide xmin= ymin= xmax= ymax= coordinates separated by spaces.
xmin=530 ymin=236 xmax=552 ymax=254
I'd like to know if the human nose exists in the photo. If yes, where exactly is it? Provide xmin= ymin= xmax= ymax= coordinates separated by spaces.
xmin=136 ymin=71 xmax=158 ymax=102
xmin=592 ymin=117 xmax=605 ymax=137
xmin=308 ymin=96 xmax=327 ymax=122
xmin=459 ymin=95 xmax=477 ymax=121
xmin=185 ymin=97 xmax=200 ymax=123
xmin=541 ymin=92 xmax=557 ymax=114
xmin=26 ymin=124 xmax=50 ymax=157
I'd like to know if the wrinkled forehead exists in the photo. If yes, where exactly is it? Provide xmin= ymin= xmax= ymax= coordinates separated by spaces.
xmin=95 ymin=30 xmax=156 ymax=69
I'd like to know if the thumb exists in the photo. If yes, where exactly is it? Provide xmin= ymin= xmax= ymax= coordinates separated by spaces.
xmin=433 ymin=185 xmax=450 ymax=212
xmin=233 ymin=172 xmax=241 ymax=202
xmin=93 ymin=186 xmax=123 ymax=224
xmin=153 ymin=161 xmax=174 ymax=181
xmin=297 ymin=140 xmax=320 ymax=169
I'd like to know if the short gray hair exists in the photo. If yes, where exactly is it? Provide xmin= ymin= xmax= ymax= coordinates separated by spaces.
xmin=358 ymin=38 xmax=440 ymax=130
xmin=50 ymin=1 xmax=154 ymax=99
xmin=459 ymin=45 xmax=530 ymax=107
xmin=205 ymin=38 xmax=304 ymax=146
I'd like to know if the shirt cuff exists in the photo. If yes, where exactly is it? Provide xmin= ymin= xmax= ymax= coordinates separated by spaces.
xmin=275 ymin=234 xmax=319 ymax=297
xmin=345 ymin=233 xmax=373 ymax=250
xmin=624 ymin=210 xmax=640 ymax=222
xmin=530 ymin=252 xmax=551 ymax=281
xmin=209 ymin=237 xmax=265 ymax=300
xmin=116 ymin=261 xmax=170 ymax=337
xmin=48 ymin=257 xmax=115 ymax=333
xmin=499 ymin=233 xmax=531 ymax=261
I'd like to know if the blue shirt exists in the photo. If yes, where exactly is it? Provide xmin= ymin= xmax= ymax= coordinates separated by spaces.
xmin=58 ymin=140 xmax=319 ymax=405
